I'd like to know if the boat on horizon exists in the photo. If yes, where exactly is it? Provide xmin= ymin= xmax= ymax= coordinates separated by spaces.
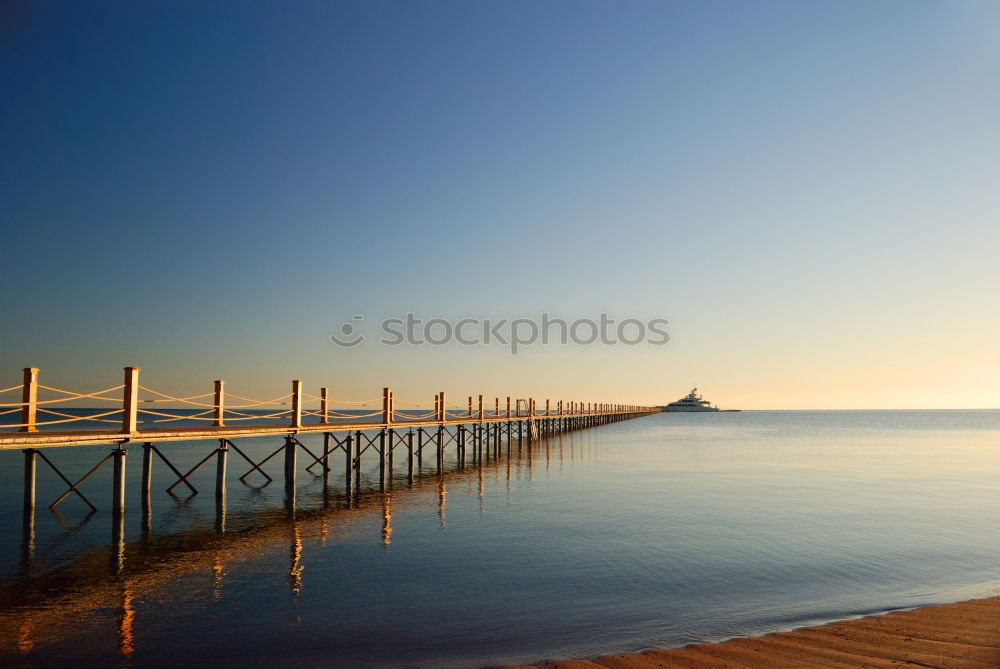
xmin=662 ymin=388 xmax=723 ymax=412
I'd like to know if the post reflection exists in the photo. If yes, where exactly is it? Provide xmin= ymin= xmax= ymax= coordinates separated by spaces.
xmin=117 ymin=581 xmax=135 ymax=656
xmin=381 ymin=494 xmax=393 ymax=547
xmin=0 ymin=430 xmax=583 ymax=659
xmin=289 ymin=525 xmax=303 ymax=597
xmin=437 ymin=479 xmax=447 ymax=527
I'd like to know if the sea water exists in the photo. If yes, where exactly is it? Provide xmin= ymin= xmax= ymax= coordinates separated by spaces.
xmin=0 ymin=410 xmax=998 ymax=667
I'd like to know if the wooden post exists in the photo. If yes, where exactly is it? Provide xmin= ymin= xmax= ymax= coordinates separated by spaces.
xmin=23 ymin=449 xmax=36 ymax=515
xmin=320 ymin=387 xmax=329 ymax=424
xmin=467 ymin=396 xmax=473 ymax=419
xmin=284 ymin=436 xmax=297 ymax=488
xmin=495 ymin=397 xmax=499 ymax=417
xmin=216 ymin=439 xmax=228 ymax=500
xmin=19 ymin=368 xmax=38 ymax=433
xmin=407 ymin=430 xmax=414 ymax=482
xmin=478 ymin=395 xmax=483 ymax=421
xmin=436 ymin=425 xmax=443 ymax=474
xmin=290 ymin=380 xmax=302 ymax=428
xmin=378 ymin=429 xmax=387 ymax=489
xmin=438 ymin=392 xmax=446 ymax=421
xmin=383 ymin=387 xmax=393 ymax=425
xmin=506 ymin=396 xmax=511 ymax=419
xmin=112 ymin=446 xmax=127 ymax=517
xmin=344 ymin=434 xmax=353 ymax=498
xmin=546 ymin=399 xmax=550 ymax=416
xmin=122 ymin=367 xmax=140 ymax=434
xmin=213 ymin=380 xmax=225 ymax=427
xmin=141 ymin=443 xmax=153 ymax=505
xmin=354 ymin=430 xmax=363 ymax=490
xmin=388 ymin=428 xmax=395 ymax=470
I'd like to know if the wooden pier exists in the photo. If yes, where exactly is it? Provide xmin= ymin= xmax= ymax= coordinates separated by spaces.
xmin=2 ymin=366 xmax=658 ymax=540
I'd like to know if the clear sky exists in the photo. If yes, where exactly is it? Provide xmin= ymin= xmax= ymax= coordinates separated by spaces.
xmin=2 ymin=1 xmax=998 ymax=409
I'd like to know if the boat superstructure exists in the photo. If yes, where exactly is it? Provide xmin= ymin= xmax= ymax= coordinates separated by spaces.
xmin=662 ymin=387 xmax=720 ymax=412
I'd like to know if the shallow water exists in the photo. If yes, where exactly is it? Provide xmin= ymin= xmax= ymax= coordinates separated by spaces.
xmin=1 ymin=410 xmax=998 ymax=667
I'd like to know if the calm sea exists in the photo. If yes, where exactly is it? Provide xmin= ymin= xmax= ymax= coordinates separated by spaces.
xmin=1 ymin=410 xmax=998 ymax=667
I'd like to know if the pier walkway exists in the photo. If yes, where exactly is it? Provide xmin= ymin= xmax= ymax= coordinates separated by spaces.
xmin=2 ymin=366 xmax=658 ymax=523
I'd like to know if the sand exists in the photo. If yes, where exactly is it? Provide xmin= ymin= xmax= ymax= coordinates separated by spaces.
xmin=500 ymin=596 xmax=999 ymax=668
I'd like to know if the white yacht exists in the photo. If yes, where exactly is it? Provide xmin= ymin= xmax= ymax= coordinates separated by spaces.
xmin=662 ymin=388 xmax=720 ymax=412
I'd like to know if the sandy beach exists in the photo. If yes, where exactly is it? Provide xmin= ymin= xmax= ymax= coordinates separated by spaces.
xmin=502 ymin=596 xmax=1000 ymax=668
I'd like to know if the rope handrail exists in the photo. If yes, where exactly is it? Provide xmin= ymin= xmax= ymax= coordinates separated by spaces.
xmin=392 ymin=411 xmax=437 ymax=420
xmin=0 ymin=386 xmax=125 ymax=407
xmin=136 ymin=408 xmax=216 ymax=421
xmin=220 ymin=411 xmax=293 ymax=422
xmin=223 ymin=408 xmax=291 ymax=420
xmin=139 ymin=387 xmax=295 ymax=410
xmin=137 ymin=386 xmax=218 ymax=408
xmin=36 ymin=383 xmax=125 ymax=398
xmin=326 ymin=410 xmax=379 ymax=418
xmin=36 ymin=408 xmax=123 ymax=424
xmin=224 ymin=393 xmax=293 ymax=407
xmin=1 ymin=411 xmax=124 ymax=428
xmin=333 ymin=410 xmax=384 ymax=419
xmin=37 ymin=407 xmax=122 ymax=419
xmin=0 ymin=408 xmax=20 ymax=416
xmin=330 ymin=398 xmax=383 ymax=406
xmin=0 ymin=385 xmax=21 ymax=395
xmin=392 ymin=397 xmax=434 ymax=407
xmin=139 ymin=392 xmax=214 ymax=404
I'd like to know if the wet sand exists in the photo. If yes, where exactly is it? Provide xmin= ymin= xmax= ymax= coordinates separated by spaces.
xmin=502 ymin=596 xmax=999 ymax=668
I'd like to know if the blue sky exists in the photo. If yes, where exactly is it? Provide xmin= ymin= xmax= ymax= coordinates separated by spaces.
xmin=2 ymin=1 xmax=998 ymax=408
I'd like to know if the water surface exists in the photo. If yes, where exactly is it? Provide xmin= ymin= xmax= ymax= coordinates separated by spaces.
xmin=1 ymin=410 xmax=998 ymax=667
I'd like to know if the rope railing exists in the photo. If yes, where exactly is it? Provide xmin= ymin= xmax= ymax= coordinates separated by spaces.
xmin=136 ymin=408 xmax=216 ymax=422
xmin=2 ymin=367 xmax=656 ymax=434
xmin=139 ymin=392 xmax=214 ymax=404
xmin=37 ymin=408 xmax=124 ymax=424
xmin=221 ymin=411 xmax=293 ymax=422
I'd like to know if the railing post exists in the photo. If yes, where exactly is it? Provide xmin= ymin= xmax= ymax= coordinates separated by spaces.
xmin=112 ymin=445 xmax=127 ymax=517
xmin=506 ymin=396 xmax=511 ymax=419
xmin=214 ymin=380 xmax=225 ymax=427
xmin=495 ymin=397 xmax=499 ymax=417
xmin=320 ymin=387 xmax=329 ymax=424
xmin=383 ymin=387 xmax=393 ymax=425
xmin=19 ymin=367 xmax=38 ymax=433
xmin=546 ymin=399 xmax=550 ymax=416
xmin=438 ymin=392 xmax=446 ymax=421
xmin=216 ymin=439 xmax=228 ymax=501
xmin=284 ymin=436 xmax=297 ymax=488
xmin=122 ymin=367 xmax=140 ymax=434
xmin=478 ymin=395 xmax=483 ymax=421
xmin=23 ymin=448 xmax=36 ymax=515
xmin=467 ymin=396 xmax=473 ymax=419
xmin=290 ymin=380 xmax=302 ymax=428
xmin=141 ymin=443 xmax=153 ymax=505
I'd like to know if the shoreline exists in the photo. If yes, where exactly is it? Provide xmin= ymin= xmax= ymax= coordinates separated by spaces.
xmin=501 ymin=596 xmax=999 ymax=668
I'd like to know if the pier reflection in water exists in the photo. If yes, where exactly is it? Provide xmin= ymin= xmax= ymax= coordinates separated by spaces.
xmin=0 ymin=425 xmax=599 ymax=666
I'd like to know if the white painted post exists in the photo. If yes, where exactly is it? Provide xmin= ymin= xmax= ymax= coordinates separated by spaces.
xmin=122 ymin=367 xmax=140 ymax=434
xmin=291 ymin=380 xmax=302 ymax=428
xmin=214 ymin=380 xmax=225 ymax=427
xmin=20 ymin=368 xmax=38 ymax=433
